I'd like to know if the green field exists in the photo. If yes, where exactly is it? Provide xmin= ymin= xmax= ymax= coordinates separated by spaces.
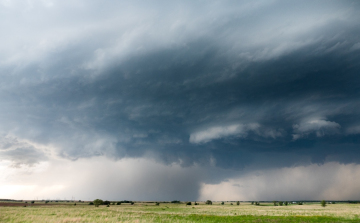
xmin=1 ymin=201 xmax=360 ymax=222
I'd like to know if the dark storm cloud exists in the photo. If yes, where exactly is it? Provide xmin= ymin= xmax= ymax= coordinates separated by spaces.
xmin=1 ymin=0 xmax=360 ymax=172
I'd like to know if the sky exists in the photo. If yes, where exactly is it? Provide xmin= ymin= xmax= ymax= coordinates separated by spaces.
xmin=1 ymin=0 xmax=360 ymax=201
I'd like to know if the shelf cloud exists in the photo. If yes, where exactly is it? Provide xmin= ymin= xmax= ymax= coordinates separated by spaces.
xmin=1 ymin=0 xmax=360 ymax=201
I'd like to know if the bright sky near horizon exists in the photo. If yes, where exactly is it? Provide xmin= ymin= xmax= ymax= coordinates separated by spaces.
xmin=1 ymin=0 xmax=360 ymax=201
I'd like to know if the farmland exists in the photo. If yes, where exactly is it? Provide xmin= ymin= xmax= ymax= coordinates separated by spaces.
xmin=1 ymin=201 xmax=360 ymax=222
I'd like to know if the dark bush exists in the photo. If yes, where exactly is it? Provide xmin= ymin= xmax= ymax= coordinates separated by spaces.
xmin=89 ymin=202 xmax=94 ymax=205
xmin=171 ymin=200 xmax=180 ymax=203
xmin=236 ymin=201 xmax=240 ymax=205
xmin=230 ymin=203 xmax=233 ymax=205
xmin=131 ymin=202 xmax=134 ymax=205
xmin=103 ymin=200 xmax=110 ymax=205
xmin=298 ymin=202 xmax=303 ymax=205
xmin=251 ymin=201 xmax=254 ymax=205
xmin=321 ymin=200 xmax=326 ymax=207
xmin=285 ymin=201 xmax=288 ymax=206
xmin=155 ymin=202 xmax=160 ymax=206
xmin=31 ymin=201 xmax=35 ymax=204
xmin=74 ymin=203 xmax=76 ymax=206
xmin=119 ymin=200 xmax=132 ymax=203
xmin=205 ymin=200 xmax=212 ymax=205
xmin=194 ymin=202 xmax=198 ymax=205
xmin=279 ymin=201 xmax=283 ymax=206
xmin=186 ymin=202 xmax=191 ymax=205
xmin=273 ymin=201 xmax=278 ymax=206
xmin=221 ymin=202 xmax=224 ymax=205
xmin=116 ymin=202 xmax=121 ymax=205
xmin=255 ymin=202 xmax=260 ymax=206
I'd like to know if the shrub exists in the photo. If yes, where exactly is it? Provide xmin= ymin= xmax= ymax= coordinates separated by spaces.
xmin=93 ymin=199 xmax=103 ymax=207
xmin=103 ymin=200 xmax=110 ymax=205
xmin=273 ymin=201 xmax=277 ymax=206
xmin=251 ymin=202 xmax=254 ymax=205
xmin=255 ymin=202 xmax=260 ymax=206
xmin=74 ymin=203 xmax=76 ymax=206
xmin=279 ymin=201 xmax=283 ymax=206
xmin=321 ymin=200 xmax=326 ymax=207
xmin=89 ymin=202 xmax=94 ymax=205
xmin=230 ymin=203 xmax=233 ymax=205
xmin=31 ymin=201 xmax=35 ymax=204
xmin=236 ymin=201 xmax=240 ymax=205
xmin=194 ymin=202 xmax=198 ymax=205
xmin=155 ymin=202 xmax=160 ymax=206
xmin=285 ymin=201 xmax=288 ymax=206
xmin=298 ymin=202 xmax=303 ymax=205
xmin=186 ymin=202 xmax=191 ymax=205
xmin=205 ymin=200 xmax=212 ymax=205
xmin=107 ymin=204 xmax=110 ymax=207
xmin=221 ymin=201 xmax=224 ymax=205
xmin=116 ymin=202 xmax=121 ymax=205
xmin=131 ymin=202 xmax=134 ymax=205
xmin=171 ymin=200 xmax=180 ymax=203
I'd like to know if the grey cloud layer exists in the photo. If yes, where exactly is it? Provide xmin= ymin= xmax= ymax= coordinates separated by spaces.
xmin=1 ymin=0 xmax=360 ymax=172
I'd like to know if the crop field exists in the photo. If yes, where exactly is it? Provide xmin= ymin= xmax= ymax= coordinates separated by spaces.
xmin=1 ymin=201 xmax=360 ymax=222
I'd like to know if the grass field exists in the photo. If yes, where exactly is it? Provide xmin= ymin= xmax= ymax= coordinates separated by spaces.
xmin=1 ymin=201 xmax=360 ymax=222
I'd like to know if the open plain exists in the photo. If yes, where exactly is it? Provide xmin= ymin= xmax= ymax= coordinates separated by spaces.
xmin=1 ymin=201 xmax=360 ymax=222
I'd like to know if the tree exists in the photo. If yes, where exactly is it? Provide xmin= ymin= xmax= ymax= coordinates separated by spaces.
xmin=321 ymin=200 xmax=326 ymax=207
xmin=116 ymin=202 xmax=121 ymax=205
xmin=284 ymin=201 xmax=288 ymax=206
xmin=236 ymin=201 xmax=240 ymax=205
xmin=279 ymin=201 xmax=283 ymax=206
xmin=251 ymin=202 xmax=254 ymax=205
xmin=273 ymin=201 xmax=278 ymax=206
xmin=186 ymin=202 xmax=191 ymax=205
xmin=221 ymin=202 xmax=224 ymax=205
xmin=103 ymin=200 xmax=110 ymax=205
xmin=205 ymin=200 xmax=212 ymax=205
xmin=93 ymin=199 xmax=103 ymax=207
xmin=155 ymin=202 xmax=160 ymax=206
